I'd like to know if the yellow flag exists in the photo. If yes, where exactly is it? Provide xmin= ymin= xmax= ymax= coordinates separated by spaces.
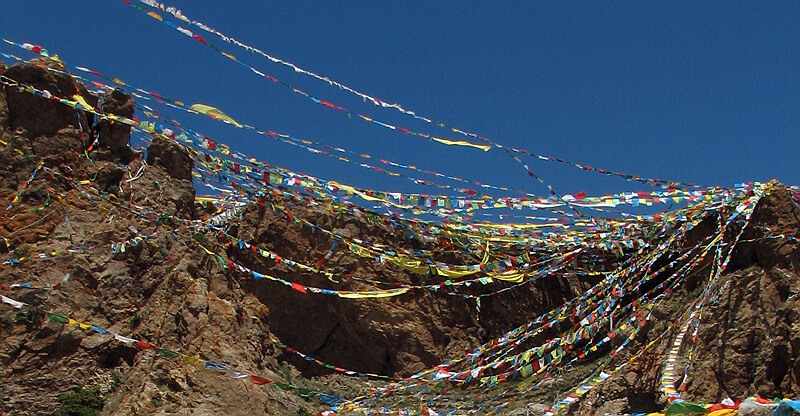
xmin=189 ymin=103 xmax=242 ymax=128
xmin=337 ymin=288 xmax=409 ymax=299
xmin=492 ymin=272 xmax=526 ymax=283
xmin=72 ymin=95 xmax=95 ymax=110
xmin=182 ymin=355 xmax=204 ymax=365
xmin=432 ymin=137 xmax=491 ymax=151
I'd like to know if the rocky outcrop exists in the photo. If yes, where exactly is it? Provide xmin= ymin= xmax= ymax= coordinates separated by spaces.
xmin=2 ymin=59 xmax=92 ymax=140
xmin=230 ymin=202 xmax=595 ymax=378
xmin=685 ymin=187 xmax=800 ymax=399
xmin=96 ymin=89 xmax=136 ymax=164
xmin=0 ymin=62 xmax=310 ymax=415
xmin=569 ymin=186 xmax=800 ymax=415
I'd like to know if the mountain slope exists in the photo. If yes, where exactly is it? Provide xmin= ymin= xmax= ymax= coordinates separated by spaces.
xmin=1 ymin=60 xmax=799 ymax=416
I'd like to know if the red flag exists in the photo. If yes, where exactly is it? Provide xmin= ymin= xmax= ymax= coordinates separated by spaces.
xmin=290 ymin=282 xmax=307 ymax=294
xmin=250 ymin=375 xmax=272 ymax=385
xmin=135 ymin=340 xmax=158 ymax=350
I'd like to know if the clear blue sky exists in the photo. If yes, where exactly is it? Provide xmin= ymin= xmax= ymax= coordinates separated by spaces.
xmin=2 ymin=2 xmax=798 ymax=201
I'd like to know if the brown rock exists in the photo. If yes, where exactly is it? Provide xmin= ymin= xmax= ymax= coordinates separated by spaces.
xmin=3 ymin=59 xmax=90 ymax=139
xmin=96 ymin=89 xmax=136 ymax=163
xmin=146 ymin=137 xmax=193 ymax=181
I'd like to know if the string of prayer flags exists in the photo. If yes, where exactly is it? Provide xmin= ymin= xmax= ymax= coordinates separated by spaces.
xmin=0 ymin=292 xmax=345 ymax=405
xmin=5 ymin=161 xmax=43 ymax=211
xmin=0 ymin=45 xmax=737 ymax=229
xmin=123 ymin=2 xmax=706 ymax=190
xmin=1 ymin=46 xmax=592 ymax=210
xmin=331 ymin=185 xmax=767 ymax=415
xmin=253 ymin=324 xmax=399 ymax=381
xmin=660 ymin=311 xmax=697 ymax=402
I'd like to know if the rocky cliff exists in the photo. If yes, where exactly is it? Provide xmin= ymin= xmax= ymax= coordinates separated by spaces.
xmin=566 ymin=184 xmax=800 ymax=415
xmin=0 ymin=60 xmax=799 ymax=416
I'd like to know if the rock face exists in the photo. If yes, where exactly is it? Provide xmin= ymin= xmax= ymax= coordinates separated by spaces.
xmin=0 ymin=62 xmax=305 ymax=415
xmin=230 ymin=203 xmax=591 ymax=379
xmin=0 ymin=61 xmax=799 ymax=416
xmin=2 ymin=59 xmax=92 ymax=140
xmin=569 ymin=186 xmax=800 ymax=415
xmin=96 ymin=89 xmax=136 ymax=164
xmin=686 ymin=187 xmax=800 ymax=399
